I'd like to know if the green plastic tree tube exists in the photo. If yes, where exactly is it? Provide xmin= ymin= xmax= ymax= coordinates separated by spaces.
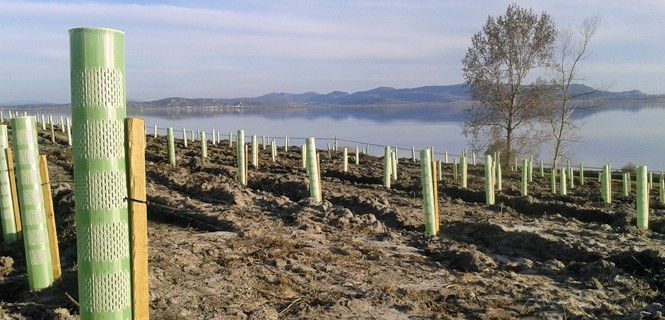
xmin=355 ymin=146 xmax=359 ymax=165
xmin=636 ymin=166 xmax=649 ymax=230
xmin=182 ymin=128 xmax=188 ymax=148
xmin=540 ymin=160 xmax=544 ymax=177
xmin=13 ymin=116 xmax=54 ymax=292
xmin=301 ymin=144 xmax=306 ymax=169
xmin=437 ymin=159 xmax=443 ymax=180
xmin=343 ymin=147 xmax=348 ymax=172
xmin=485 ymin=155 xmax=495 ymax=205
xmin=623 ymin=172 xmax=630 ymax=197
xmin=251 ymin=135 xmax=258 ymax=168
xmin=271 ymin=140 xmax=276 ymax=162
xmin=568 ymin=163 xmax=574 ymax=189
xmin=660 ymin=172 xmax=664 ymax=205
xmin=201 ymin=131 xmax=207 ymax=158
xmin=579 ymin=163 xmax=584 ymax=185
xmin=284 ymin=137 xmax=289 ymax=152
xmin=391 ymin=147 xmax=397 ymax=181
xmin=50 ymin=120 xmax=55 ymax=143
xmin=521 ymin=158 xmax=528 ymax=196
xmin=420 ymin=149 xmax=436 ymax=235
xmin=153 ymin=124 xmax=157 ymax=138
xmin=444 ymin=151 xmax=448 ymax=163
xmin=211 ymin=129 xmax=216 ymax=145
xmin=460 ymin=156 xmax=467 ymax=188
xmin=0 ymin=125 xmax=17 ymax=244
xmin=411 ymin=146 xmax=416 ymax=163
xmin=305 ymin=138 xmax=322 ymax=202
xmin=551 ymin=166 xmax=557 ymax=194
xmin=237 ymin=130 xmax=246 ymax=186
xmin=602 ymin=164 xmax=611 ymax=203
xmin=453 ymin=158 xmax=458 ymax=181
xmin=167 ymin=128 xmax=175 ymax=166
xmin=560 ymin=168 xmax=567 ymax=195
xmin=527 ymin=155 xmax=533 ymax=182
xmin=66 ymin=118 xmax=72 ymax=147
xmin=334 ymin=136 xmax=338 ymax=151
xmin=649 ymin=171 xmax=653 ymax=190
xmin=70 ymin=28 xmax=132 ymax=318
xmin=472 ymin=152 xmax=476 ymax=166
xmin=228 ymin=131 xmax=233 ymax=147
xmin=495 ymin=156 xmax=502 ymax=191
xmin=383 ymin=146 xmax=391 ymax=188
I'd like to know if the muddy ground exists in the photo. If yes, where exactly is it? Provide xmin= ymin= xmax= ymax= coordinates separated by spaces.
xmin=1 ymin=127 xmax=665 ymax=319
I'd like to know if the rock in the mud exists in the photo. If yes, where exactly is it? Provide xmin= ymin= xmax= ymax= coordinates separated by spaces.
xmin=0 ymin=256 xmax=13 ymax=277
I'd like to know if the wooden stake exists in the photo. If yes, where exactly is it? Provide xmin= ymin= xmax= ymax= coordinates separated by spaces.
xmin=38 ymin=155 xmax=61 ymax=280
xmin=5 ymin=148 xmax=21 ymax=238
xmin=431 ymin=160 xmax=440 ymax=234
xmin=125 ymin=118 xmax=149 ymax=320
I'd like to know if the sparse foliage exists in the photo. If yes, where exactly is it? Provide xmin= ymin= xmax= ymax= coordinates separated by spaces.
xmin=462 ymin=3 xmax=557 ymax=165
xmin=548 ymin=16 xmax=600 ymax=168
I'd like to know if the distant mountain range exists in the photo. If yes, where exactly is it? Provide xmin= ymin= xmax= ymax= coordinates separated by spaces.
xmin=5 ymin=83 xmax=665 ymax=109
xmin=127 ymin=84 xmax=664 ymax=108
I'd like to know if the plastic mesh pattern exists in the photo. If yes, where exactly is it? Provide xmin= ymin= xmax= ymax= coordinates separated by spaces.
xmin=78 ymin=170 xmax=127 ymax=212
xmin=25 ymin=227 xmax=48 ymax=246
xmin=81 ymin=271 xmax=131 ymax=313
xmin=29 ymin=247 xmax=52 ymax=266
xmin=73 ymin=119 xmax=125 ymax=160
xmin=80 ymin=221 xmax=129 ymax=262
xmin=72 ymin=68 xmax=124 ymax=109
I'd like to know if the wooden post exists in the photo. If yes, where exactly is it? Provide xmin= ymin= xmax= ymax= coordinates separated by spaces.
xmin=38 ymin=155 xmax=61 ymax=280
xmin=125 ymin=118 xmax=149 ymax=320
xmin=431 ymin=159 xmax=440 ymax=234
xmin=5 ymin=148 xmax=21 ymax=238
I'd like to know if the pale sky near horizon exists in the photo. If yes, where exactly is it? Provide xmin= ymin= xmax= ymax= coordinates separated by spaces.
xmin=1 ymin=0 xmax=664 ymax=103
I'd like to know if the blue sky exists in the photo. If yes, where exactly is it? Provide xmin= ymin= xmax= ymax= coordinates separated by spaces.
xmin=1 ymin=0 xmax=664 ymax=103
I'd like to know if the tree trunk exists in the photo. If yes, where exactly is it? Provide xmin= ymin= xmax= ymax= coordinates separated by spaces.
xmin=506 ymin=126 xmax=513 ymax=168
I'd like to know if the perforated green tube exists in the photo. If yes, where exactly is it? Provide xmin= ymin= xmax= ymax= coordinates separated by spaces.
xmin=167 ymin=128 xmax=175 ymax=166
xmin=12 ymin=117 xmax=54 ymax=290
xmin=251 ymin=135 xmax=258 ymax=168
xmin=271 ymin=140 xmax=276 ymax=162
xmin=602 ymin=164 xmax=611 ymax=203
xmin=444 ymin=151 xmax=448 ymax=163
xmin=649 ymin=171 xmax=653 ymax=190
xmin=453 ymin=158 xmax=458 ymax=181
xmin=636 ymin=166 xmax=648 ymax=230
xmin=391 ymin=147 xmax=397 ymax=180
xmin=301 ymin=144 xmax=306 ymax=169
xmin=560 ymin=168 xmax=567 ymax=195
xmin=355 ymin=146 xmax=359 ymax=165
xmin=551 ymin=167 xmax=557 ymax=194
xmin=66 ymin=118 xmax=72 ymax=146
xmin=0 ymin=125 xmax=17 ymax=244
xmin=539 ymin=160 xmax=544 ymax=177
xmin=383 ymin=146 xmax=391 ymax=188
xmin=460 ymin=156 xmax=467 ymax=188
xmin=437 ymin=159 xmax=443 ymax=180
xmin=237 ymin=130 xmax=246 ymax=186
xmin=411 ymin=146 xmax=416 ymax=163
xmin=284 ymin=137 xmax=289 ymax=152
xmin=211 ymin=129 xmax=216 ymax=145
xmin=153 ymin=124 xmax=157 ymax=138
xmin=660 ymin=172 xmax=664 ymax=205
xmin=420 ymin=149 xmax=436 ymax=235
xmin=70 ymin=28 xmax=132 ymax=319
xmin=201 ymin=131 xmax=207 ymax=158
xmin=579 ymin=163 xmax=584 ymax=185
xmin=485 ymin=155 xmax=494 ymax=205
xmin=182 ymin=128 xmax=188 ymax=148
xmin=495 ymin=157 xmax=502 ymax=191
xmin=305 ymin=138 xmax=322 ymax=203
xmin=343 ymin=147 xmax=348 ymax=172
xmin=521 ymin=159 xmax=528 ymax=196
xmin=623 ymin=172 xmax=630 ymax=197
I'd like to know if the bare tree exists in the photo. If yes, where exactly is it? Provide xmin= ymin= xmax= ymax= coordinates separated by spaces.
xmin=549 ymin=16 xmax=600 ymax=169
xmin=462 ymin=3 xmax=557 ymax=165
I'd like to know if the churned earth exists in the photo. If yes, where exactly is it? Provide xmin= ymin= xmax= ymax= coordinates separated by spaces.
xmin=1 ymin=125 xmax=665 ymax=319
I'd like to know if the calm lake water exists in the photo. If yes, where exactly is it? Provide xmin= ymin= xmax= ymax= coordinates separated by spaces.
xmin=37 ymin=103 xmax=665 ymax=171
